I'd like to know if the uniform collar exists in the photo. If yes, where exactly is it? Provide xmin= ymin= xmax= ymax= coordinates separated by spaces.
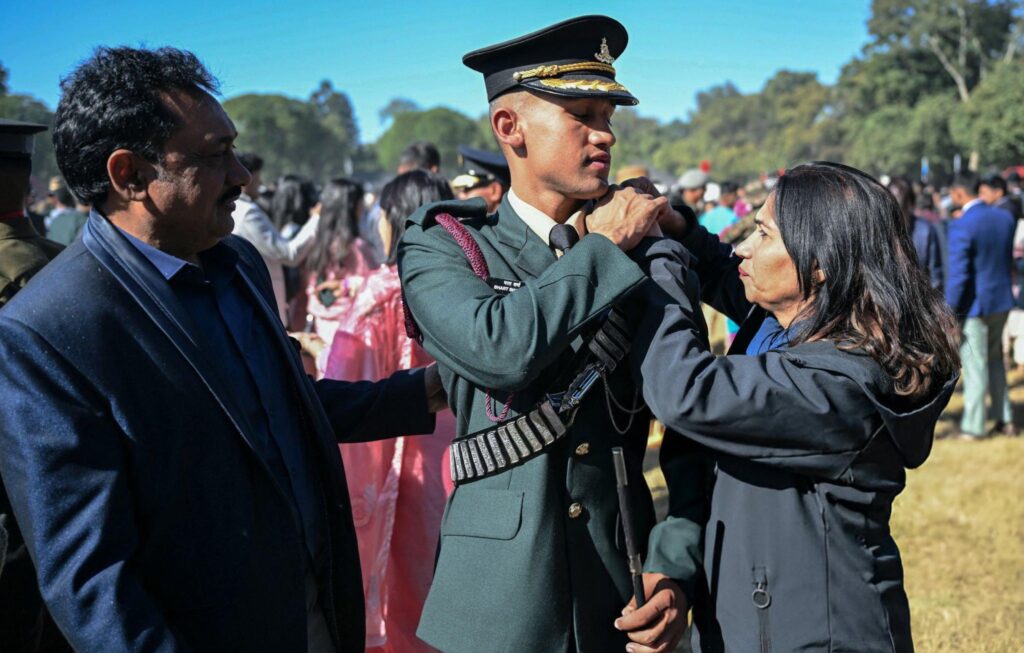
xmin=506 ymin=188 xmax=583 ymax=250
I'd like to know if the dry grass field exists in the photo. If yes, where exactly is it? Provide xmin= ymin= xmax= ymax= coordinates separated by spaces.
xmin=644 ymin=369 xmax=1024 ymax=653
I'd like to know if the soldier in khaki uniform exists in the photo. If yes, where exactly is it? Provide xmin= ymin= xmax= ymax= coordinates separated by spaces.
xmin=399 ymin=16 xmax=705 ymax=653
xmin=0 ymin=119 xmax=68 ymax=651
xmin=0 ymin=119 xmax=63 ymax=308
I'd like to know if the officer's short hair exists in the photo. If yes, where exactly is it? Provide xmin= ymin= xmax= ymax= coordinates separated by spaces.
xmin=54 ymin=46 xmax=219 ymax=206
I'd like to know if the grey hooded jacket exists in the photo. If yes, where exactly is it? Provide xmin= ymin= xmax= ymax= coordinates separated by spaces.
xmin=630 ymin=234 xmax=956 ymax=653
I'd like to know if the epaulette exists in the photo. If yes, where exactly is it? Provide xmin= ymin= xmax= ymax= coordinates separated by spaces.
xmin=406 ymin=197 xmax=489 ymax=228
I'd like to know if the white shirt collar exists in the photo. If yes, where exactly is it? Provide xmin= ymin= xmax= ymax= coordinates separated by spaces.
xmin=506 ymin=188 xmax=582 ymax=252
xmin=962 ymin=198 xmax=984 ymax=213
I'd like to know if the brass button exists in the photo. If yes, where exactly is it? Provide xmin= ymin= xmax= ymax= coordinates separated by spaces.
xmin=568 ymin=502 xmax=583 ymax=519
xmin=574 ymin=442 xmax=590 ymax=456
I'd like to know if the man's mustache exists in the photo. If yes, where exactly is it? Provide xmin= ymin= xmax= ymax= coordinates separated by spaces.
xmin=219 ymin=188 xmax=242 ymax=204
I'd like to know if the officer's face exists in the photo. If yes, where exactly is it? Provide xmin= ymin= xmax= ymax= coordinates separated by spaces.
xmin=146 ymin=90 xmax=251 ymax=258
xmin=735 ymin=200 xmax=806 ymax=326
xmin=520 ymin=94 xmax=616 ymax=200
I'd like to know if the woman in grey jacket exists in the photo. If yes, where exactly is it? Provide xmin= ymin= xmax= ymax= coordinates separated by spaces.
xmin=629 ymin=163 xmax=960 ymax=653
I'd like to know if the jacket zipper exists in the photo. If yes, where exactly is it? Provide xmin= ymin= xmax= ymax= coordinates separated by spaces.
xmin=752 ymin=566 xmax=771 ymax=653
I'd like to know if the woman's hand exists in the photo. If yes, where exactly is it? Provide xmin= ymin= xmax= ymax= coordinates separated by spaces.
xmin=614 ymin=573 xmax=689 ymax=653
xmin=619 ymin=177 xmax=684 ymax=239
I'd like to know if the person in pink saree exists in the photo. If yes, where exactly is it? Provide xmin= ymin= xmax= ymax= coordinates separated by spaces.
xmin=307 ymin=172 xmax=456 ymax=652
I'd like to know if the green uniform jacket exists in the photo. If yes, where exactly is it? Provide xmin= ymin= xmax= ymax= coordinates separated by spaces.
xmin=0 ymin=215 xmax=63 ymax=308
xmin=399 ymin=197 xmax=705 ymax=653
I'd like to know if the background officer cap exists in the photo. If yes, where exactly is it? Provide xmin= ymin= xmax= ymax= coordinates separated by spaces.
xmin=463 ymin=15 xmax=638 ymax=106
xmin=0 ymin=119 xmax=47 ymax=161
xmin=678 ymin=169 xmax=709 ymax=190
xmin=452 ymin=145 xmax=511 ymax=190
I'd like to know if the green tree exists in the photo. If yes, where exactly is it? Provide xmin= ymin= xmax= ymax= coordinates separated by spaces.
xmin=952 ymin=59 xmax=1024 ymax=166
xmin=375 ymin=107 xmax=481 ymax=173
xmin=224 ymin=93 xmax=341 ymax=181
xmin=0 ymin=61 xmax=8 ymax=96
xmin=868 ymin=0 xmax=1020 ymax=103
xmin=310 ymin=80 xmax=359 ymax=170
xmin=378 ymin=98 xmax=419 ymax=126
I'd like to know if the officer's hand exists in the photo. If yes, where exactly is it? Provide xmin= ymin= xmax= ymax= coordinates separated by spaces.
xmin=585 ymin=185 xmax=667 ymax=251
xmin=424 ymin=363 xmax=448 ymax=413
xmin=614 ymin=573 xmax=688 ymax=653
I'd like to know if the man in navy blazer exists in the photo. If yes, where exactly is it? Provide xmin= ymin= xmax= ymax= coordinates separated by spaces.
xmin=945 ymin=173 xmax=1016 ymax=438
xmin=0 ymin=47 xmax=442 ymax=652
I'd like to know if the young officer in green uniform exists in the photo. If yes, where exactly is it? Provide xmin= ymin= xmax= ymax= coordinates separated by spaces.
xmin=399 ymin=16 xmax=704 ymax=653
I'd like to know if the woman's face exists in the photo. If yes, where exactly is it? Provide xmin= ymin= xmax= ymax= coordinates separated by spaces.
xmin=734 ymin=200 xmax=807 ymax=327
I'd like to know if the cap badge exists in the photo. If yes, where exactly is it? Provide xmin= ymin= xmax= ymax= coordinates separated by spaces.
xmin=595 ymin=38 xmax=615 ymax=65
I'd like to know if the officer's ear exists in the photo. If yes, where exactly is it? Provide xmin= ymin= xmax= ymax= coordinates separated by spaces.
xmin=107 ymin=149 xmax=157 ymax=203
xmin=491 ymin=99 xmax=525 ymax=150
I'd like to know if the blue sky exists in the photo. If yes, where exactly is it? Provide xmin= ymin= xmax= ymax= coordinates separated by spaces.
xmin=1 ymin=0 xmax=870 ymax=142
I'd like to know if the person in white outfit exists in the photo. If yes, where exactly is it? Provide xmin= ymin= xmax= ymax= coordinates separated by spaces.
xmin=232 ymin=152 xmax=319 ymax=324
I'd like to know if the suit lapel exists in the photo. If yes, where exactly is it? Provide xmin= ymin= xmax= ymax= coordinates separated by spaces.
xmin=494 ymin=196 xmax=556 ymax=279
xmin=231 ymin=252 xmax=349 ymax=496
xmin=81 ymin=212 xmax=270 ymax=462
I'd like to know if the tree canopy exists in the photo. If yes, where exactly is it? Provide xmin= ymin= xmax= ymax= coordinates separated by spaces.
xmin=3 ymin=1 xmax=1024 ymax=187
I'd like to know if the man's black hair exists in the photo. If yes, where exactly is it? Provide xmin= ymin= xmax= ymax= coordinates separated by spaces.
xmin=980 ymin=174 xmax=1007 ymax=194
xmin=719 ymin=181 xmax=739 ymax=195
xmin=53 ymin=46 xmax=219 ymax=206
xmin=398 ymin=141 xmax=440 ymax=171
xmin=53 ymin=185 xmax=77 ymax=207
xmin=951 ymin=172 xmax=980 ymax=196
xmin=237 ymin=152 xmax=264 ymax=175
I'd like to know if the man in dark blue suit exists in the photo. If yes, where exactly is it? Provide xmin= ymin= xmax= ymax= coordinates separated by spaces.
xmin=0 ymin=47 xmax=443 ymax=652
xmin=945 ymin=173 xmax=1016 ymax=439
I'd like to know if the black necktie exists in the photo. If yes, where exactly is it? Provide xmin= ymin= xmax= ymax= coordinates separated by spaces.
xmin=549 ymin=224 xmax=580 ymax=253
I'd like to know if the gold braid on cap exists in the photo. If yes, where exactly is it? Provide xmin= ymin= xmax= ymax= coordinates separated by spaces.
xmin=512 ymin=62 xmax=616 ymax=82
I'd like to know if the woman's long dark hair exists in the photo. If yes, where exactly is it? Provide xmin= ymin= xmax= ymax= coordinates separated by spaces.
xmin=379 ymin=169 xmax=454 ymax=265
xmin=885 ymin=176 xmax=917 ymax=233
xmin=775 ymin=162 xmax=959 ymax=398
xmin=270 ymin=174 xmax=318 ymax=230
xmin=306 ymin=177 xmax=364 ymax=276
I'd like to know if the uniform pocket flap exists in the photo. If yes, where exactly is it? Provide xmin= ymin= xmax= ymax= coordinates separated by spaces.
xmin=443 ymin=487 xmax=524 ymax=540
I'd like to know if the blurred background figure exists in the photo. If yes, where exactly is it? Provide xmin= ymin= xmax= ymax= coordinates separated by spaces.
xmin=268 ymin=173 xmax=321 ymax=327
xmin=699 ymin=180 xmax=740 ymax=237
xmin=232 ymin=155 xmax=321 ymax=324
xmin=979 ymin=174 xmax=1023 ymax=222
xmin=887 ymin=176 xmax=944 ymax=290
xmin=0 ymin=118 xmax=70 ymax=653
xmin=311 ymin=169 xmax=455 ymax=653
xmin=304 ymin=177 xmax=378 ymax=347
xmin=946 ymin=173 xmax=1016 ymax=439
xmin=396 ymin=140 xmax=440 ymax=174
xmin=677 ymin=168 xmax=708 ymax=216
xmin=450 ymin=145 xmax=509 ymax=213
xmin=44 ymin=182 xmax=87 ymax=246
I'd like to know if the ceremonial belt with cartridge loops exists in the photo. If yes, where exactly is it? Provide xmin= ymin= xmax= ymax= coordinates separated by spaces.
xmin=400 ymin=212 xmax=635 ymax=486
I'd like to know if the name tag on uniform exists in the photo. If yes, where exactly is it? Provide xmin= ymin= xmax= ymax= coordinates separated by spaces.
xmin=487 ymin=277 xmax=523 ymax=295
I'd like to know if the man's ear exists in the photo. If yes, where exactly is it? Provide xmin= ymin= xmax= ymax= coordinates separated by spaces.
xmin=492 ymin=105 xmax=525 ymax=151
xmin=107 ymin=149 xmax=155 ymax=202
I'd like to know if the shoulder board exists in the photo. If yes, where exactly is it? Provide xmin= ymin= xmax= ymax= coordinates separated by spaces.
xmin=406 ymin=197 xmax=489 ymax=228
